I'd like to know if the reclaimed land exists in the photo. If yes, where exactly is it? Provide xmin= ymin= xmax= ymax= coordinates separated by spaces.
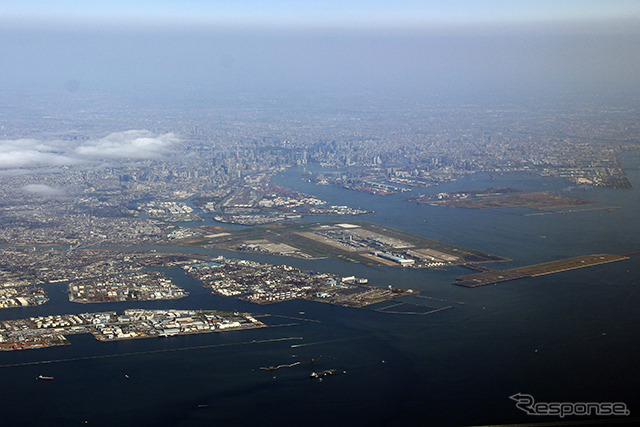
xmin=174 ymin=221 xmax=509 ymax=267
xmin=454 ymin=254 xmax=629 ymax=287
xmin=413 ymin=191 xmax=597 ymax=210
xmin=0 ymin=309 xmax=266 ymax=351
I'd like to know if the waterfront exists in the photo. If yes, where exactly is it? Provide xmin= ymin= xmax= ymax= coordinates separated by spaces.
xmin=1 ymin=158 xmax=639 ymax=426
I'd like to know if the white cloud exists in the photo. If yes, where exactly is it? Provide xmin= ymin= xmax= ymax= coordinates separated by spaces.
xmin=0 ymin=139 xmax=80 ymax=169
xmin=22 ymin=184 xmax=67 ymax=197
xmin=0 ymin=130 xmax=180 ymax=171
xmin=75 ymin=130 xmax=178 ymax=160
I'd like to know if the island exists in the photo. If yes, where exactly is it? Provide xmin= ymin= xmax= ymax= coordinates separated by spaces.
xmin=172 ymin=221 xmax=509 ymax=268
xmin=454 ymin=254 xmax=629 ymax=287
xmin=68 ymin=271 xmax=187 ymax=303
xmin=0 ymin=309 xmax=264 ymax=351
xmin=183 ymin=257 xmax=414 ymax=306
xmin=0 ymin=285 xmax=48 ymax=308
xmin=406 ymin=188 xmax=604 ymax=212
xmin=195 ymin=183 xmax=371 ymax=225
xmin=0 ymin=247 xmax=418 ymax=311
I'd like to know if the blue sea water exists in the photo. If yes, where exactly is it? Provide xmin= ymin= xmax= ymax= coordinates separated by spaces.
xmin=1 ymin=156 xmax=639 ymax=426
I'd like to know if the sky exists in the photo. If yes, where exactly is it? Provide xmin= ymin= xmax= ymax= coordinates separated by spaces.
xmin=4 ymin=1 xmax=640 ymax=29
xmin=1 ymin=1 xmax=640 ymax=104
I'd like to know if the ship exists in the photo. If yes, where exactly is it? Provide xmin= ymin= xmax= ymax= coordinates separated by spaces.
xmin=310 ymin=369 xmax=337 ymax=379
xmin=37 ymin=375 xmax=54 ymax=380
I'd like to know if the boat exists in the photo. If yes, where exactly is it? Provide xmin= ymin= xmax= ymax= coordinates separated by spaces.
xmin=37 ymin=375 xmax=54 ymax=380
xmin=310 ymin=369 xmax=337 ymax=379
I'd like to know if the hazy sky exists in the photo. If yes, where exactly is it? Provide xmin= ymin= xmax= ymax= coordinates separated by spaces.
xmin=2 ymin=1 xmax=640 ymax=104
xmin=5 ymin=1 xmax=640 ymax=29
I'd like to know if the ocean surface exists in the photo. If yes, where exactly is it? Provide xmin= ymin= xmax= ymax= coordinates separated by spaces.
xmin=1 ymin=156 xmax=640 ymax=426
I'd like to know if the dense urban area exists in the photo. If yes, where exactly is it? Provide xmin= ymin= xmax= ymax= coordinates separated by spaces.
xmin=1 ymin=97 xmax=638 ymax=346
xmin=0 ymin=99 xmax=637 ymax=246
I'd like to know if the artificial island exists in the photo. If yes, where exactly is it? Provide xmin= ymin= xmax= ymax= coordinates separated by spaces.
xmin=0 ymin=309 xmax=264 ymax=351
xmin=172 ymin=221 xmax=508 ymax=267
xmin=182 ymin=257 xmax=413 ymax=306
xmin=405 ymin=188 xmax=616 ymax=214
xmin=0 ymin=244 xmax=419 ymax=316
xmin=454 ymin=253 xmax=629 ymax=287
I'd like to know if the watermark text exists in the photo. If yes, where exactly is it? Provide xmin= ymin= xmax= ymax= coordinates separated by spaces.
xmin=510 ymin=393 xmax=630 ymax=418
